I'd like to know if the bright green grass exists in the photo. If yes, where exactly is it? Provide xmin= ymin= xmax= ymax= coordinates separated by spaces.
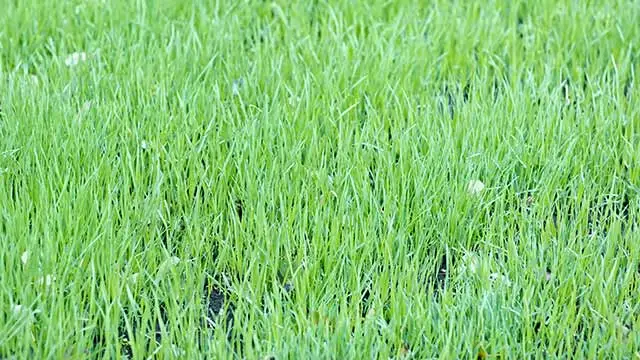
xmin=1 ymin=0 xmax=639 ymax=358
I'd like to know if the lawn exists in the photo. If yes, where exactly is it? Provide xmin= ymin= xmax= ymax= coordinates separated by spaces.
xmin=0 ymin=0 xmax=639 ymax=358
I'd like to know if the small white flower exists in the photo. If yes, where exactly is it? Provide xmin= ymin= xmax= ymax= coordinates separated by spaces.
xmin=64 ymin=52 xmax=88 ymax=67
xmin=141 ymin=140 xmax=149 ymax=150
xmin=467 ymin=180 xmax=485 ymax=195
xmin=20 ymin=251 xmax=29 ymax=265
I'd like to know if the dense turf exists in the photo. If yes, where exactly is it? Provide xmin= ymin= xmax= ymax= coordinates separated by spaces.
xmin=1 ymin=0 xmax=639 ymax=358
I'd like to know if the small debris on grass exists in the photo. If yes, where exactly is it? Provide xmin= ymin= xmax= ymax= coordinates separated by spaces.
xmin=526 ymin=195 xmax=535 ymax=206
xmin=11 ymin=304 xmax=41 ymax=318
xmin=232 ymin=78 xmax=244 ymax=96
xmin=477 ymin=345 xmax=488 ymax=360
xmin=155 ymin=256 xmax=180 ymax=281
xmin=283 ymin=282 xmax=294 ymax=293
xmin=311 ymin=311 xmax=331 ymax=327
xmin=461 ymin=252 xmax=480 ymax=275
xmin=20 ymin=251 xmax=29 ymax=265
xmin=81 ymin=101 xmax=92 ymax=113
xmin=365 ymin=307 xmax=376 ymax=320
xmin=617 ymin=321 xmax=631 ymax=339
xmin=36 ymin=274 xmax=56 ymax=287
xmin=467 ymin=180 xmax=485 ymax=195
xmin=129 ymin=273 xmax=139 ymax=284
xmin=288 ymin=95 xmax=301 ymax=106
xmin=29 ymin=75 xmax=39 ymax=86
xmin=399 ymin=342 xmax=411 ymax=357
xmin=11 ymin=304 xmax=24 ymax=315
xmin=141 ymin=140 xmax=149 ymax=150
xmin=489 ymin=272 xmax=512 ymax=287
xmin=75 ymin=101 xmax=93 ymax=124
xmin=171 ymin=344 xmax=185 ymax=357
xmin=65 ymin=52 xmax=88 ymax=67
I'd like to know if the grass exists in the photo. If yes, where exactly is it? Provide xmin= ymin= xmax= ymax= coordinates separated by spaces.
xmin=0 ymin=0 xmax=639 ymax=358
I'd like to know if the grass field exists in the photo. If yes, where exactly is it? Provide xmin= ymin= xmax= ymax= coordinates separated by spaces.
xmin=1 ymin=0 xmax=639 ymax=358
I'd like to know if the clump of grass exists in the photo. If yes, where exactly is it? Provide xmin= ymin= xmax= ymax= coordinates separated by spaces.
xmin=1 ymin=0 xmax=639 ymax=358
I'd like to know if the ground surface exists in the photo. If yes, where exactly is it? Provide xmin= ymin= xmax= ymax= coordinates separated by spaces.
xmin=1 ymin=0 xmax=639 ymax=358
